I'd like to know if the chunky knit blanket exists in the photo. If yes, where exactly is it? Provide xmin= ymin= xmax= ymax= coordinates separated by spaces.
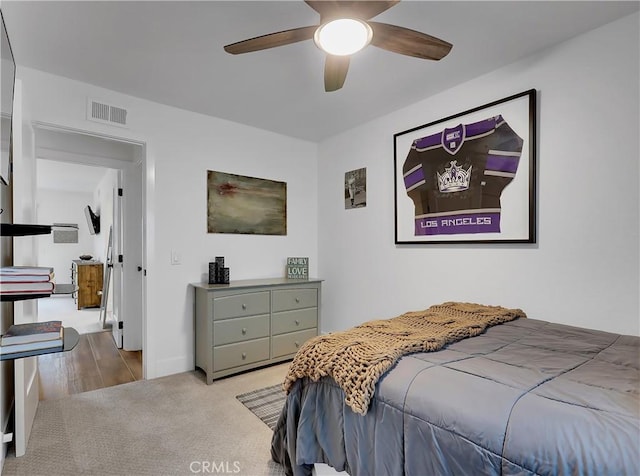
xmin=283 ymin=301 xmax=526 ymax=415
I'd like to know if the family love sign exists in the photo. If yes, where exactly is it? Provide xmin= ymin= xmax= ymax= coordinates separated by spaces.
xmin=287 ymin=257 xmax=309 ymax=279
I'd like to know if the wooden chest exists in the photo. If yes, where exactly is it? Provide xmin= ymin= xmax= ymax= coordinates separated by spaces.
xmin=72 ymin=260 xmax=104 ymax=309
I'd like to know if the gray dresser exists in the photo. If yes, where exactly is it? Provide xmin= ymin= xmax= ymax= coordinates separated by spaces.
xmin=192 ymin=278 xmax=322 ymax=384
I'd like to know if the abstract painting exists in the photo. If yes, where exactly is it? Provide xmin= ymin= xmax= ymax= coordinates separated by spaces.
xmin=207 ymin=171 xmax=287 ymax=235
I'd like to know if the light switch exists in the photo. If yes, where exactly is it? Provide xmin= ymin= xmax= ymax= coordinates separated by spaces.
xmin=171 ymin=250 xmax=181 ymax=265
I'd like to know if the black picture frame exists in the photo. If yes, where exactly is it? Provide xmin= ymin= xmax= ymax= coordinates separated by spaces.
xmin=394 ymin=89 xmax=536 ymax=244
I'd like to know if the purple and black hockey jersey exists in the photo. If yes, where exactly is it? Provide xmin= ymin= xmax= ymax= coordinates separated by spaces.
xmin=403 ymin=115 xmax=523 ymax=236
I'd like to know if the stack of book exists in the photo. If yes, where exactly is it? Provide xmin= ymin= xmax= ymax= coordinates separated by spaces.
xmin=0 ymin=266 xmax=55 ymax=297
xmin=0 ymin=320 xmax=64 ymax=359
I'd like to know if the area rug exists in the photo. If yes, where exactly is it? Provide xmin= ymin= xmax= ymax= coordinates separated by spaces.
xmin=236 ymin=383 xmax=286 ymax=431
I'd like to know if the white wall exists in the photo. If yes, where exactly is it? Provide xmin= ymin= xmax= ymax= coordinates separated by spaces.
xmin=35 ymin=188 xmax=96 ymax=283
xmin=93 ymin=169 xmax=117 ymax=262
xmin=17 ymin=66 xmax=319 ymax=379
xmin=318 ymin=13 xmax=639 ymax=336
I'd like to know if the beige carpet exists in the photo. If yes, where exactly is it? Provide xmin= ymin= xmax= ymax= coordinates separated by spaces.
xmin=3 ymin=363 xmax=290 ymax=476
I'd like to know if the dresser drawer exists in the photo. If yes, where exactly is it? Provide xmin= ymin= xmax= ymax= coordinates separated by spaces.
xmin=272 ymin=328 xmax=317 ymax=358
xmin=213 ymin=314 xmax=269 ymax=346
xmin=213 ymin=291 xmax=270 ymax=320
xmin=272 ymin=308 xmax=317 ymax=335
xmin=213 ymin=338 xmax=270 ymax=371
xmin=194 ymin=279 xmax=321 ymax=384
xmin=272 ymin=288 xmax=317 ymax=312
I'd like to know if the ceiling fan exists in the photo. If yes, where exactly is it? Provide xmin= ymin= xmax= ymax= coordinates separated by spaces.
xmin=223 ymin=1 xmax=452 ymax=92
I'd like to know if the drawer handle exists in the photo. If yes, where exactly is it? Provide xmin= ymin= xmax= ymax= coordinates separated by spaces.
xmin=295 ymin=298 xmax=300 ymax=303
xmin=295 ymin=342 xmax=300 ymax=348
xmin=241 ymin=328 xmax=247 ymax=335
xmin=242 ymin=352 xmax=247 ymax=360
xmin=295 ymin=320 xmax=300 ymax=326
xmin=242 ymin=304 xmax=247 ymax=310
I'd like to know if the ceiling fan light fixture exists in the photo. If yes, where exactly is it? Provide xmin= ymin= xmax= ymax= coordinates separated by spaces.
xmin=314 ymin=18 xmax=373 ymax=56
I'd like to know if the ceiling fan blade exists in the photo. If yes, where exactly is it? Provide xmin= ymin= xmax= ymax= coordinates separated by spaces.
xmin=324 ymin=55 xmax=350 ymax=92
xmin=369 ymin=22 xmax=452 ymax=60
xmin=348 ymin=1 xmax=400 ymax=20
xmin=224 ymin=25 xmax=317 ymax=54
xmin=305 ymin=1 xmax=399 ymax=21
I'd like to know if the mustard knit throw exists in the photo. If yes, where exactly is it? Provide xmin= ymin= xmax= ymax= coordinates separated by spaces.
xmin=283 ymin=301 xmax=526 ymax=415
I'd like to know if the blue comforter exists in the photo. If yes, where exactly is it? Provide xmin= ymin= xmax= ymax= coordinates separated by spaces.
xmin=271 ymin=318 xmax=640 ymax=475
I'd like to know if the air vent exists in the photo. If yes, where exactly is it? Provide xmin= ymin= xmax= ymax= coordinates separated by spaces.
xmin=87 ymin=98 xmax=129 ymax=128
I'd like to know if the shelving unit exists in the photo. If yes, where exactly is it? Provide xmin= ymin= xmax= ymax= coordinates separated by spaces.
xmin=0 ymin=327 xmax=79 ymax=361
xmin=1 ymin=223 xmax=53 ymax=236
xmin=1 ymin=293 xmax=51 ymax=302
xmin=1 ymin=223 xmax=78 ymax=237
xmin=1 ymin=223 xmax=79 ymax=301
xmin=0 ymin=283 xmax=78 ymax=302
xmin=1 ymin=222 xmax=80 ymax=358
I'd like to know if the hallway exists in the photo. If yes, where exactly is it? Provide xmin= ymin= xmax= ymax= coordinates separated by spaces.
xmin=37 ymin=331 xmax=142 ymax=400
xmin=34 ymin=279 xmax=142 ymax=400
xmin=37 ymin=294 xmax=104 ymax=335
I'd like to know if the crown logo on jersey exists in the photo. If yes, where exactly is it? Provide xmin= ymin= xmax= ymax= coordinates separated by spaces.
xmin=437 ymin=161 xmax=472 ymax=193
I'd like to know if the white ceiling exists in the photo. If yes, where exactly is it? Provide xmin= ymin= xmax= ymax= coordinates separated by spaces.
xmin=36 ymin=159 xmax=110 ymax=193
xmin=34 ymin=126 xmax=140 ymax=192
xmin=2 ymin=1 xmax=638 ymax=142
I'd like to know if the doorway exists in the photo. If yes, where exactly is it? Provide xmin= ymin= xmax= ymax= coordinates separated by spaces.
xmin=32 ymin=123 xmax=146 ymax=396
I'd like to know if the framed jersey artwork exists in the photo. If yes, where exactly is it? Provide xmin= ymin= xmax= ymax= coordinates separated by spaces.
xmin=394 ymin=89 xmax=537 ymax=244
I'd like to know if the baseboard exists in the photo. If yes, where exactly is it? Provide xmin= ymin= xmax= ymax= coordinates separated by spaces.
xmin=149 ymin=356 xmax=192 ymax=380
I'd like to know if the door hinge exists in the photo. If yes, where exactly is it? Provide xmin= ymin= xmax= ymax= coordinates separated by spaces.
xmin=118 ymin=188 xmax=123 ymax=196
xmin=118 ymin=254 xmax=123 ymax=263
xmin=118 ymin=321 xmax=123 ymax=330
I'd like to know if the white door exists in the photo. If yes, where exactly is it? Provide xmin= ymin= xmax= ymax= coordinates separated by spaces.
xmin=122 ymin=160 xmax=143 ymax=350
xmin=111 ymin=176 xmax=123 ymax=348
xmin=11 ymin=80 xmax=39 ymax=457
xmin=112 ymin=161 xmax=143 ymax=350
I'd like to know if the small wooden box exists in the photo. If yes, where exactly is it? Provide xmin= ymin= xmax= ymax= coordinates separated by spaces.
xmin=72 ymin=260 xmax=103 ymax=309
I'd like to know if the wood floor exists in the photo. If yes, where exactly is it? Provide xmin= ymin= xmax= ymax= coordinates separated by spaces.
xmin=37 ymin=331 xmax=142 ymax=400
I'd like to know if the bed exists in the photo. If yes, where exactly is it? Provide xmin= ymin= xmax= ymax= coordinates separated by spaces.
xmin=271 ymin=303 xmax=640 ymax=476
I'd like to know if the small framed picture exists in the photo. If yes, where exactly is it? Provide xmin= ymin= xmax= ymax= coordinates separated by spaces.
xmin=345 ymin=167 xmax=367 ymax=209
